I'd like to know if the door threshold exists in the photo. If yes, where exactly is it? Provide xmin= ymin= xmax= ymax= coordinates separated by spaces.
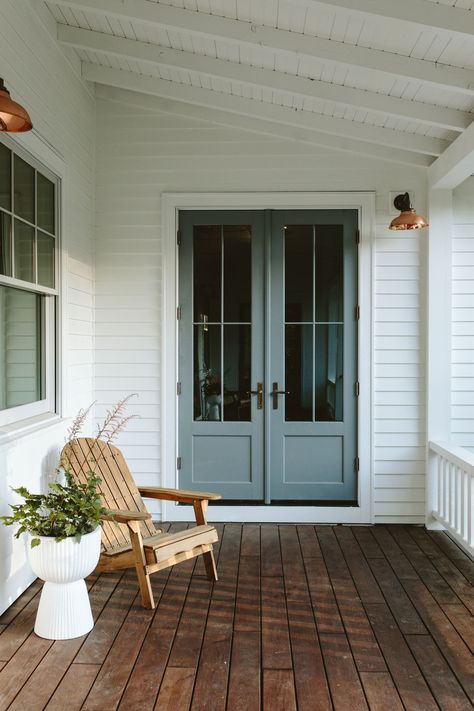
xmin=180 ymin=499 xmax=358 ymax=507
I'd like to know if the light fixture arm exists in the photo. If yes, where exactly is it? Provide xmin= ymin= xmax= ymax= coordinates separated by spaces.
xmin=393 ymin=192 xmax=413 ymax=213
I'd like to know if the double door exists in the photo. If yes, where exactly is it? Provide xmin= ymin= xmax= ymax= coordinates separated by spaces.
xmin=178 ymin=209 xmax=358 ymax=503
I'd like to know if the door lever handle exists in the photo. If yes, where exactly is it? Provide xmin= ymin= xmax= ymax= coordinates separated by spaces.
xmin=247 ymin=382 xmax=263 ymax=409
xmin=272 ymin=382 xmax=290 ymax=409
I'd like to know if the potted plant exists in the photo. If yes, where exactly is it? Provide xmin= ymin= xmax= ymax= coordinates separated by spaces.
xmin=0 ymin=396 xmax=136 ymax=640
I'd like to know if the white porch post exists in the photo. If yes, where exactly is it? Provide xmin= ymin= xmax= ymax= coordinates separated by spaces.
xmin=426 ymin=189 xmax=453 ymax=529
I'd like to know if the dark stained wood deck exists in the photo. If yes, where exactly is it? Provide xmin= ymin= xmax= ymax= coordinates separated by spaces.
xmin=0 ymin=524 xmax=473 ymax=710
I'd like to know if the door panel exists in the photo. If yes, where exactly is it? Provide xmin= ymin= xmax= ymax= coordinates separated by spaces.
xmin=178 ymin=208 xmax=358 ymax=503
xmin=179 ymin=211 xmax=265 ymax=500
xmin=269 ymin=210 xmax=358 ymax=501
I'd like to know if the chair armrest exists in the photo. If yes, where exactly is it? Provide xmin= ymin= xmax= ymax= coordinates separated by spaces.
xmin=102 ymin=509 xmax=152 ymax=524
xmin=138 ymin=486 xmax=222 ymax=503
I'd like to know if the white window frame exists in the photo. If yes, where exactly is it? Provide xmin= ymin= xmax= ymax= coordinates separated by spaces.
xmin=0 ymin=135 xmax=61 ymax=429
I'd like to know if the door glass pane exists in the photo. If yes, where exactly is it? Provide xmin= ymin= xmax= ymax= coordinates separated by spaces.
xmin=0 ymin=213 xmax=11 ymax=276
xmin=224 ymin=225 xmax=251 ymax=322
xmin=14 ymin=220 xmax=34 ymax=282
xmin=193 ymin=225 xmax=221 ymax=323
xmin=0 ymin=143 xmax=11 ymax=210
xmin=194 ymin=324 xmax=221 ymax=421
xmin=285 ymin=224 xmax=313 ymax=322
xmin=315 ymin=325 xmax=343 ymax=421
xmin=37 ymin=173 xmax=55 ymax=234
xmin=224 ymin=325 xmax=251 ymax=421
xmin=0 ymin=285 xmax=41 ymax=409
xmin=37 ymin=231 xmax=55 ymax=288
xmin=14 ymin=155 xmax=34 ymax=223
xmin=315 ymin=226 xmax=343 ymax=322
xmin=285 ymin=324 xmax=313 ymax=421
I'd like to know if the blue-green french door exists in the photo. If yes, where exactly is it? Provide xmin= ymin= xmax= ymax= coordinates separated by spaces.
xmin=178 ymin=209 xmax=358 ymax=503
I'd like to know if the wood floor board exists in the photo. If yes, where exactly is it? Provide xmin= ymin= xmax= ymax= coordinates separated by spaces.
xmin=0 ymin=525 xmax=472 ymax=711
xmin=45 ymin=663 xmax=100 ymax=711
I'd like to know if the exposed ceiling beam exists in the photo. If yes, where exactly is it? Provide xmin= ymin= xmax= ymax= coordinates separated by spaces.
xmin=429 ymin=120 xmax=474 ymax=188
xmin=307 ymin=0 xmax=474 ymax=40
xmin=52 ymin=0 xmax=474 ymax=95
xmin=94 ymin=82 xmax=431 ymax=168
xmin=82 ymin=62 xmax=445 ymax=157
xmin=58 ymin=25 xmax=470 ymax=133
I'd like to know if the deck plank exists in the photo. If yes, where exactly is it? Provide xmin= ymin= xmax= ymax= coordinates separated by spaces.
xmin=189 ymin=524 xmax=241 ymax=711
xmin=319 ymin=633 xmax=369 ymax=711
xmin=227 ymin=543 xmax=261 ymax=711
xmin=45 ymin=664 xmax=99 ymax=711
xmin=280 ymin=525 xmax=331 ymax=711
xmin=359 ymin=672 xmax=404 ymax=711
xmin=365 ymin=602 xmax=439 ymax=710
xmin=402 ymin=578 xmax=474 ymax=699
xmin=316 ymin=527 xmax=386 ymax=672
xmin=405 ymin=634 xmax=473 ymax=711
xmin=153 ymin=666 xmax=195 ymax=711
xmin=263 ymin=669 xmax=297 ymax=711
xmin=0 ymin=525 xmax=472 ymax=711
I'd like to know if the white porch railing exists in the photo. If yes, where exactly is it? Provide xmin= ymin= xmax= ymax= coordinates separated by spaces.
xmin=428 ymin=441 xmax=474 ymax=554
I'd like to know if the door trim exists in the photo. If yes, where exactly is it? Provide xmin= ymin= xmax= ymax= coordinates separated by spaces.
xmin=161 ymin=192 xmax=375 ymax=523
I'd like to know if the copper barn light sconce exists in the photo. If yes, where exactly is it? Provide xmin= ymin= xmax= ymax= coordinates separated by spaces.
xmin=389 ymin=192 xmax=428 ymax=231
xmin=0 ymin=78 xmax=33 ymax=132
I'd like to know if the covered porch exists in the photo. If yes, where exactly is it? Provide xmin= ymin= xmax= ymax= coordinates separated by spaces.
xmin=0 ymin=523 xmax=473 ymax=710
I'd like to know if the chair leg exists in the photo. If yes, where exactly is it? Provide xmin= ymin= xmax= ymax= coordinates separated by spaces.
xmin=129 ymin=522 xmax=155 ymax=609
xmin=203 ymin=549 xmax=218 ymax=582
xmin=193 ymin=499 xmax=219 ymax=582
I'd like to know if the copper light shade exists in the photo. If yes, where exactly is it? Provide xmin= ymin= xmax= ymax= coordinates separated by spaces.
xmin=0 ymin=78 xmax=32 ymax=132
xmin=389 ymin=192 xmax=428 ymax=231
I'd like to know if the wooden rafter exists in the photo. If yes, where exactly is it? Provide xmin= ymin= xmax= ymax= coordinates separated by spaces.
xmin=58 ymin=25 xmax=471 ymax=132
xmin=51 ymin=0 xmax=474 ymax=94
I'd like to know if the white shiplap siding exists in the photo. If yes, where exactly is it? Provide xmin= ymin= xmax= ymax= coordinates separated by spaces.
xmin=0 ymin=0 xmax=95 ymax=614
xmin=452 ymin=177 xmax=474 ymax=451
xmin=95 ymin=94 xmax=427 ymax=522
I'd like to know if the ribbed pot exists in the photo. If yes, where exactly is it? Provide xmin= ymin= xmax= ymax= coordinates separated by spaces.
xmin=28 ymin=526 xmax=101 ymax=640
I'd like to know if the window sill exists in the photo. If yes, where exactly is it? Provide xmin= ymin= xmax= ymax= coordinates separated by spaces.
xmin=0 ymin=413 xmax=64 ymax=447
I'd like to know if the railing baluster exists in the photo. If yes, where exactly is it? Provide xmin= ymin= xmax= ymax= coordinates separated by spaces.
xmin=428 ymin=441 xmax=474 ymax=555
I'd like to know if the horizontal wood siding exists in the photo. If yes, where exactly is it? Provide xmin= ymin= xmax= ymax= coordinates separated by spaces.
xmin=95 ymin=97 xmax=427 ymax=522
xmin=452 ymin=177 xmax=474 ymax=451
xmin=0 ymin=0 xmax=95 ymax=613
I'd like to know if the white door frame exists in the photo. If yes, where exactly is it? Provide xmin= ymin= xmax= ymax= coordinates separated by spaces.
xmin=161 ymin=192 xmax=375 ymax=523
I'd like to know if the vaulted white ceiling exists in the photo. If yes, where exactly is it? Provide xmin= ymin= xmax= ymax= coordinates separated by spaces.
xmin=44 ymin=0 xmax=474 ymax=168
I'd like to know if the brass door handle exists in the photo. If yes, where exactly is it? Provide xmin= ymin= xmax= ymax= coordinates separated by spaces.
xmin=247 ymin=382 xmax=263 ymax=409
xmin=272 ymin=382 xmax=290 ymax=409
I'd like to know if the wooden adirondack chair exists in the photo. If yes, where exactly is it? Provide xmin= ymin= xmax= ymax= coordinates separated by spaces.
xmin=60 ymin=437 xmax=221 ymax=609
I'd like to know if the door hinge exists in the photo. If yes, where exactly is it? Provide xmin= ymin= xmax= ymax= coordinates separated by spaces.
xmin=354 ymin=456 xmax=360 ymax=472
xmin=177 ymin=456 xmax=182 ymax=470
xmin=177 ymin=381 xmax=182 ymax=395
xmin=177 ymin=305 xmax=182 ymax=320
xmin=355 ymin=381 xmax=360 ymax=397
xmin=356 ymin=228 xmax=360 ymax=245
xmin=177 ymin=229 xmax=182 ymax=246
xmin=355 ymin=305 xmax=360 ymax=320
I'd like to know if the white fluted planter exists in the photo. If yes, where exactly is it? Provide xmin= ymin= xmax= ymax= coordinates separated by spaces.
xmin=28 ymin=526 xmax=101 ymax=640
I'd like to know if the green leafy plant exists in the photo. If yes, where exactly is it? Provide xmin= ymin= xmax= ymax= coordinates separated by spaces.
xmin=0 ymin=471 xmax=106 ymax=548
xmin=1 ymin=394 xmax=138 ymax=548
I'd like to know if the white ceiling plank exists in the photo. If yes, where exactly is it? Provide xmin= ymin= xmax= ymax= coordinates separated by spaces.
xmin=50 ymin=0 xmax=474 ymax=94
xmin=93 ymin=80 xmax=432 ymax=167
xmin=58 ymin=25 xmax=471 ymax=132
xmin=306 ymin=0 xmax=474 ymax=40
xmin=429 ymin=120 xmax=474 ymax=188
xmin=81 ymin=61 xmax=446 ymax=155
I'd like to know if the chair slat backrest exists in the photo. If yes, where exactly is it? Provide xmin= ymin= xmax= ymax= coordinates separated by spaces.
xmin=61 ymin=437 xmax=157 ymax=552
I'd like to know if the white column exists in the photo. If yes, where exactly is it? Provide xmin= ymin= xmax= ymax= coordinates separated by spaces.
xmin=426 ymin=189 xmax=453 ymax=528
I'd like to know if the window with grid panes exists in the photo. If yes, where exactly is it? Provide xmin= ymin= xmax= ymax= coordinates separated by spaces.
xmin=0 ymin=140 xmax=58 ymax=426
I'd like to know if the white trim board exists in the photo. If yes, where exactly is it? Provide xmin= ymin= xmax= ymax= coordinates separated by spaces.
xmin=160 ymin=191 xmax=375 ymax=524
